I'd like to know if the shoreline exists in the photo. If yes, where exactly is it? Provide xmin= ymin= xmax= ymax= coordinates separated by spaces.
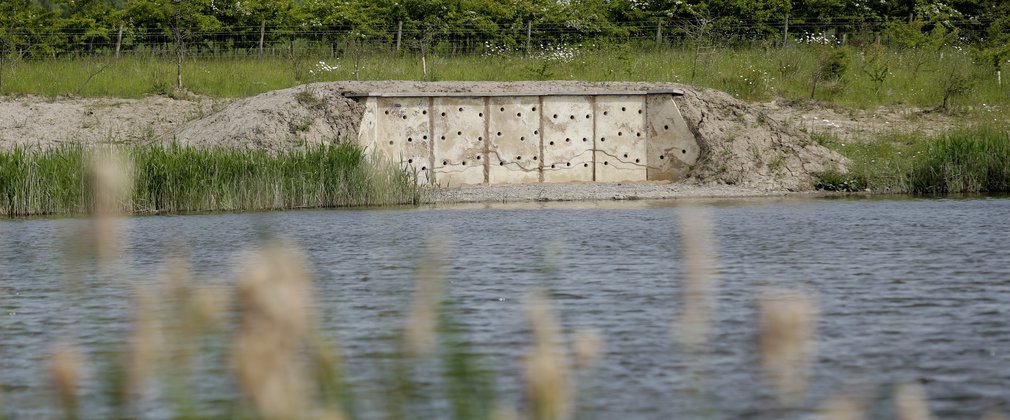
xmin=425 ymin=181 xmax=806 ymax=205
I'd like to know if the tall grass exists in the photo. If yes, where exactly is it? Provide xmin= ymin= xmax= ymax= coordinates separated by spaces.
xmin=1 ymin=45 xmax=1007 ymax=114
xmin=0 ymin=143 xmax=418 ymax=216
xmin=816 ymin=125 xmax=1010 ymax=194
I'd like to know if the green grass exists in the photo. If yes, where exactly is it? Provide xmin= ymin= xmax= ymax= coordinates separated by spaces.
xmin=0 ymin=143 xmax=418 ymax=216
xmin=816 ymin=125 xmax=1010 ymax=194
xmin=1 ymin=45 xmax=1007 ymax=115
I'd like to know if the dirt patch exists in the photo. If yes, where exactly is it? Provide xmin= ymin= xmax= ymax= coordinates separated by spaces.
xmin=0 ymin=94 xmax=220 ymax=148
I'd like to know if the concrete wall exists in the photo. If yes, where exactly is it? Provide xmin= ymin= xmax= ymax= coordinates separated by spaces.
xmin=355 ymin=91 xmax=698 ymax=185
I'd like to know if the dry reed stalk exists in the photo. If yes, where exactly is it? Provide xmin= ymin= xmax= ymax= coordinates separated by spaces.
xmin=123 ymin=290 xmax=161 ymax=402
xmin=49 ymin=341 xmax=86 ymax=415
xmin=523 ymin=292 xmax=571 ymax=420
xmin=983 ymin=411 xmax=1008 ymax=420
xmin=404 ymin=235 xmax=451 ymax=357
xmin=894 ymin=382 xmax=932 ymax=420
xmin=571 ymin=328 xmax=603 ymax=371
xmin=90 ymin=148 xmax=132 ymax=262
xmin=817 ymin=390 xmax=867 ymax=420
xmin=675 ymin=207 xmax=719 ymax=350
xmin=758 ymin=289 xmax=818 ymax=406
xmin=232 ymin=243 xmax=314 ymax=419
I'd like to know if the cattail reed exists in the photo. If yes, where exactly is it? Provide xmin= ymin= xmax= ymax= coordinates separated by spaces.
xmin=233 ymin=244 xmax=314 ymax=419
xmin=50 ymin=342 xmax=85 ymax=418
xmin=404 ymin=236 xmax=451 ymax=357
xmin=758 ymin=289 xmax=818 ymax=406
xmin=523 ymin=292 xmax=571 ymax=420
xmin=894 ymin=382 xmax=932 ymax=420
xmin=675 ymin=207 xmax=719 ymax=350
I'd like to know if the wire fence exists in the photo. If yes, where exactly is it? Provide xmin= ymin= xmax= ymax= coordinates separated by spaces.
xmin=0 ymin=19 xmax=995 ymax=61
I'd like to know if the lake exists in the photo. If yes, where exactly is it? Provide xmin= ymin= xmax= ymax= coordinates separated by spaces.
xmin=1 ymin=195 xmax=1008 ymax=418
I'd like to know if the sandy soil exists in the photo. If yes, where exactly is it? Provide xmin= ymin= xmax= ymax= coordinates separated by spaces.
xmin=0 ymin=81 xmax=957 ymax=203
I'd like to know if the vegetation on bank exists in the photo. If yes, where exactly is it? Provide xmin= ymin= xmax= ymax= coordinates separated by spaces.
xmin=0 ymin=143 xmax=418 ymax=216
xmin=816 ymin=125 xmax=1010 ymax=194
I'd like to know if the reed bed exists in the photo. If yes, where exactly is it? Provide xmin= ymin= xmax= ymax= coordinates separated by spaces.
xmin=0 ymin=143 xmax=418 ymax=216
xmin=817 ymin=125 xmax=1010 ymax=194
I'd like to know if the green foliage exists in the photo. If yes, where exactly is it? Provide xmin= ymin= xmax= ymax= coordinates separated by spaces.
xmin=0 ymin=143 xmax=418 ymax=216
xmin=818 ymin=125 xmax=1010 ymax=194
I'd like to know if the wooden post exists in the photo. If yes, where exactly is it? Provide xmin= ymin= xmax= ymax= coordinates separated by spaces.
xmin=526 ymin=21 xmax=532 ymax=56
xmin=396 ymin=20 xmax=403 ymax=53
xmin=258 ymin=20 xmax=265 ymax=58
xmin=115 ymin=24 xmax=123 ymax=58
xmin=783 ymin=13 xmax=789 ymax=47
xmin=655 ymin=21 xmax=662 ymax=47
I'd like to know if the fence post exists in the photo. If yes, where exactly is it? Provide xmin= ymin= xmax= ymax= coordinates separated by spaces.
xmin=115 ymin=24 xmax=123 ymax=58
xmin=526 ymin=20 xmax=532 ymax=56
xmin=396 ymin=20 xmax=403 ymax=53
xmin=782 ymin=13 xmax=789 ymax=47
xmin=258 ymin=20 xmax=266 ymax=58
xmin=655 ymin=21 xmax=662 ymax=47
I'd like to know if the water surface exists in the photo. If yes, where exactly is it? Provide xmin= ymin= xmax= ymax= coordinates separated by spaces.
xmin=1 ymin=196 xmax=1008 ymax=418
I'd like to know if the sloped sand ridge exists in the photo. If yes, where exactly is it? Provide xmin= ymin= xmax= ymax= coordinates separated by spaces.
xmin=172 ymin=81 xmax=845 ymax=191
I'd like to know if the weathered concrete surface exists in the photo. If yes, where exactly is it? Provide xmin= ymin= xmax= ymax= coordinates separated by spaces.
xmin=542 ymin=96 xmax=594 ymax=183
xmin=432 ymin=97 xmax=485 ymax=186
xmin=375 ymin=97 xmax=431 ymax=182
xmin=595 ymin=96 xmax=647 ymax=183
xmin=356 ymin=90 xmax=700 ymax=186
xmin=488 ymin=97 xmax=541 ymax=184
xmin=647 ymin=94 xmax=700 ymax=180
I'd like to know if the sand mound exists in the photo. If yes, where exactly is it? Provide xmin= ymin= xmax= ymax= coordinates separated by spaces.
xmin=674 ymin=87 xmax=847 ymax=191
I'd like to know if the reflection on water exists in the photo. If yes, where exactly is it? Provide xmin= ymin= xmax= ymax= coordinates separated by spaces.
xmin=1 ymin=196 xmax=1009 ymax=418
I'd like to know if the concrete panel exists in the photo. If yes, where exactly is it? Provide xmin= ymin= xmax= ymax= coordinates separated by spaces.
xmin=432 ymin=97 xmax=486 ymax=186
xmin=488 ymin=97 xmax=541 ymax=184
xmin=376 ymin=97 xmax=431 ymax=183
xmin=356 ymin=97 xmax=379 ymax=152
xmin=646 ymin=94 xmax=699 ymax=181
xmin=594 ymin=96 xmax=647 ymax=182
xmin=541 ymin=96 xmax=594 ymax=183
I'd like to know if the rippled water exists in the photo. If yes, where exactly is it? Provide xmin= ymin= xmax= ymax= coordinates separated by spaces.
xmin=1 ymin=196 xmax=1009 ymax=418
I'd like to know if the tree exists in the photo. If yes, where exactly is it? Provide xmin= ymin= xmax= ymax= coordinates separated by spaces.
xmin=126 ymin=0 xmax=219 ymax=90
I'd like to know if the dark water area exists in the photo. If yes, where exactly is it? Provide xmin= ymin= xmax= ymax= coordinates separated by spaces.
xmin=1 ymin=195 xmax=1009 ymax=418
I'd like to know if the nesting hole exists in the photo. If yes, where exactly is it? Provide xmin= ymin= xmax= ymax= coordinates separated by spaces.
xmin=565 ymin=138 xmax=571 ymax=142
xmin=566 ymin=162 xmax=571 ymax=167
xmin=621 ymin=107 xmax=626 ymax=111
xmin=618 ymin=132 xmax=623 ymax=136
xmin=659 ymin=155 xmax=666 ymax=160
xmin=600 ymin=137 xmax=606 ymax=142
xmin=533 ymin=156 xmax=538 ymax=161
xmin=421 ymin=166 xmax=427 ymax=171
xmin=569 ymin=115 xmax=575 ymax=120
xmin=384 ymin=110 xmax=389 ymax=115
xmin=682 ymin=149 xmax=688 ymax=154
xmin=443 ymin=160 xmax=448 ymax=165
xmin=500 ymin=107 xmax=505 ymax=112
xmin=553 ymin=114 xmax=558 ymax=119
xmin=423 ymin=135 xmax=428 ymax=140
xmin=635 ymin=158 xmax=640 ymax=163
xmin=422 ymin=110 xmax=427 ymax=115
xmin=476 ymin=155 xmax=482 ymax=160
xmin=497 ymin=132 xmax=502 ymax=136
xmin=532 ymin=106 xmax=537 ymax=111
xmin=549 ymin=141 xmax=555 ymax=146
xmin=664 ymin=125 xmax=669 ymax=130
xmin=516 ymin=156 xmax=522 ymax=160
xmin=636 ymin=132 xmax=642 ymax=137
xmin=388 ymin=140 xmax=394 ymax=145
xmin=441 ymin=112 xmax=446 ymax=117
xmin=479 ymin=112 xmax=484 ymax=117
xmin=517 ymin=112 xmax=522 ymax=117
xmin=457 ymin=131 xmax=462 ymax=136
xmin=458 ymin=107 xmax=464 ymax=112
xmin=407 ymin=137 xmax=413 ymax=142
xmin=462 ymin=161 xmax=467 ymax=166
xmin=582 ymin=137 xmax=588 ymax=142
xmin=583 ymin=163 xmax=589 ymax=167
xmin=520 ymin=136 xmax=526 ymax=141
xmin=408 ymin=159 xmax=413 ymax=163
xmin=638 ymin=109 xmax=642 ymax=114
xmin=440 ymin=136 xmax=446 ymax=140
xmin=623 ymin=153 xmax=628 ymax=158
xmin=604 ymin=161 xmax=609 ymax=165
xmin=534 ymin=130 xmax=539 ymax=135
xmin=402 ymin=116 xmax=407 ymax=120
xmin=603 ymin=111 xmax=609 ymax=116
xmin=551 ymin=164 xmax=556 ymax=168
xmin=585 ymin=114 xmax=590 ymax=119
